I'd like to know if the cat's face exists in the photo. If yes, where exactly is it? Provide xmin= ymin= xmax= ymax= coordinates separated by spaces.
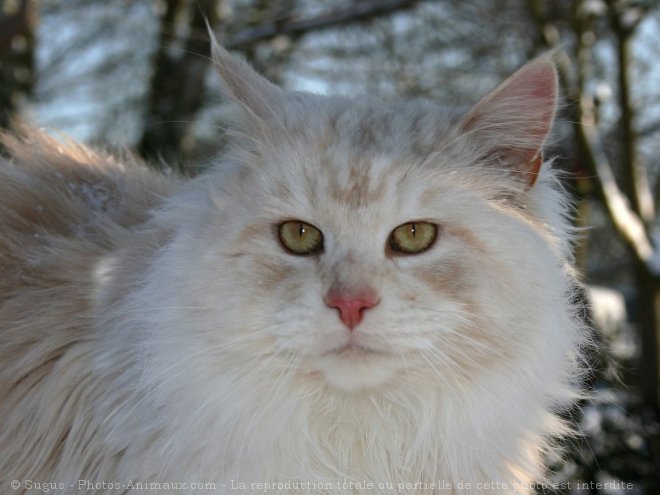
xmin=214 ymin=116 xmax=486 ymax=391
xmin=163 ymin=46 xmax=560 ymax=392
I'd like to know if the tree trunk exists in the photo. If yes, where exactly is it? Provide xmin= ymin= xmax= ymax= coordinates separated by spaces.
xmin=608 ymin=1 xmax=660 ymax=408
xmin=635 ymin=264 xmax=660 ymax=408
xmin=137 ymin=0 xmax=218 ymax=171
xmin=0 ymin=0 xmax=35 ymax=130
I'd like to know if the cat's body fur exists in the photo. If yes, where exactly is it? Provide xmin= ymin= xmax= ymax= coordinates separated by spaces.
xmin=1 ymin=45 xmax=586 ymax=494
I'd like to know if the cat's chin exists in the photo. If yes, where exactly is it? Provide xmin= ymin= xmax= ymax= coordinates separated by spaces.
xmin=312 ymin=344 xmax=401 ymax=391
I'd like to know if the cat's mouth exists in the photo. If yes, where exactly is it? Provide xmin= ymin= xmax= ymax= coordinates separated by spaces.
xmin=313 ymin=341 xmax=400 ymax=390
xmin=325 ymin=343 xmax=387 ymax=358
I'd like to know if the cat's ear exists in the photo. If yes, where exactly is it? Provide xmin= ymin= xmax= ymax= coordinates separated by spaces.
xmin=459 ymin=56 xmax=558 ymax=187
xmin=209 ymin=34 xmax=285 ymax=121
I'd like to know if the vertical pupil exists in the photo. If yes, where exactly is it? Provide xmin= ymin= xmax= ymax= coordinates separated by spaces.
xmin=299 ymin=223 xmax=305 ymax=238
xmin=411 ymin=223 xmax=416 ymax=238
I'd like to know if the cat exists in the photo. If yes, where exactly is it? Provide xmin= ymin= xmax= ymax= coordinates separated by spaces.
xmin=0 ymin=40 xmax=587 ymax=494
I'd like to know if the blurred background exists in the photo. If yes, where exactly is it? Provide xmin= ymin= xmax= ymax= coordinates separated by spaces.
xmin=1 ymin=0 xmax=659 ymax=493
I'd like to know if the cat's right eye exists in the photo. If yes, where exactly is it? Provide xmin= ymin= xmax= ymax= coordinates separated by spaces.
xmin=278 ymin=221 xmax=324 ymax=255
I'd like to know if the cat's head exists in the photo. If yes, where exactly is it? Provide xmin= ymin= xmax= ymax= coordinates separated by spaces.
xmin=152 ymin=43 xmax=571 ymax=394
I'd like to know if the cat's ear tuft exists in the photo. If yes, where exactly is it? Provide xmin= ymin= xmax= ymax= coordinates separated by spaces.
xmin=459 ymin=56 xmax=558 ymax=187
xmin=208 ymin=29 xmax=285 ymax=121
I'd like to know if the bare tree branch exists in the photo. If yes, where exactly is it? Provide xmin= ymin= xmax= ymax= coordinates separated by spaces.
xmin=578 ymin=94 xmax=657 ymax=274
xmin=640 ymin=119 xmax=660 ymax=137
xmin=606 ymin=0 xmax=656 ymax=224
xmin=220 ymin=0 xmax=419 ymax=48
xmin=526 ymin=0 xmax=658 ymax=275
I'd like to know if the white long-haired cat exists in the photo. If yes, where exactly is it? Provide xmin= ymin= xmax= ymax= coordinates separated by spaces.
xmin=0 ymin=42 xmax=586 ymax=494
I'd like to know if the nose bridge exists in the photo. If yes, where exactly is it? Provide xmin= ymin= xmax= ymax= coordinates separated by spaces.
xmin=326 ymin=250 xmax=375 ymax=294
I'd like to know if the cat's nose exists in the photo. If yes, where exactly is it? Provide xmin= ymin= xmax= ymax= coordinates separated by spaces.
xmin=325 ymin=290 xmax=379 ymax=330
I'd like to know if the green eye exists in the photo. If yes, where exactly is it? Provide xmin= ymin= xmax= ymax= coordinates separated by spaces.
xmin=278 ymin=221 xmax=324 ymax=255
xmin=389 ymin=221 xmax=437 ymax=254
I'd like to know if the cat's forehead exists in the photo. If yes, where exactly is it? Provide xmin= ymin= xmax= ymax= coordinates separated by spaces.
xmin=299 ymin=96 xmax=458 ymax=155
xmin=266 ymin=96 xmax=463 ymax=205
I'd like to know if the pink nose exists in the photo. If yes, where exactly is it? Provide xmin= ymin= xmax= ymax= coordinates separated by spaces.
xmin=325 ymin=290 xmax=379 ymax=330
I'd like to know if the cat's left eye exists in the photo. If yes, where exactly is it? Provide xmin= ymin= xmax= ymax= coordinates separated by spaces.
xmin=278 ymin=221 xmax=324 ymax=255
xmin=389 ymin=221 xmax=437 ymax=254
